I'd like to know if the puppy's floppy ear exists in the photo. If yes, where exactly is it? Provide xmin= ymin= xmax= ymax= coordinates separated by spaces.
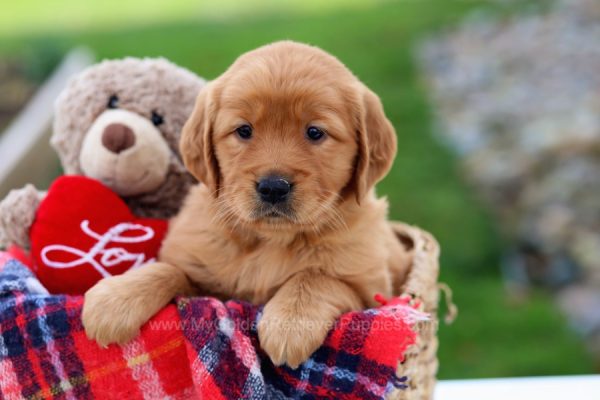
xmin=180 ymin=83 xmax=220 ymax=196
xmin=351 ymin=85 xmax=397 ymax=203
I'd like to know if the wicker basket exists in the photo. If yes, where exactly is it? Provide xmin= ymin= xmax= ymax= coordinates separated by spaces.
xmin=387 ymin=222 xmax=441 ymax=400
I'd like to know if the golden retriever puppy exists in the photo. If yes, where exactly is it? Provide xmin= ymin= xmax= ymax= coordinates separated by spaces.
xmin=82 ymin=41 xmax=412 ymax=368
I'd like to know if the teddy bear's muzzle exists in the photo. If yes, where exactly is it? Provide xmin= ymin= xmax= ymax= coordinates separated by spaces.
xmin=79 ymin=109 xmax=171 ymax=197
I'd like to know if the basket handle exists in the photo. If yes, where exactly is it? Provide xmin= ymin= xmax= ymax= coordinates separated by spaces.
xmin=438 ymin=282 xmax=458 ymax=324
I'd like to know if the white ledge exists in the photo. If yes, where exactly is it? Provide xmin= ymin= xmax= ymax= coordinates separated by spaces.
xmin=435 ymin=375 xmax=600 ymax=400
xmin=0 ymin=47 xmax=94 ymax=197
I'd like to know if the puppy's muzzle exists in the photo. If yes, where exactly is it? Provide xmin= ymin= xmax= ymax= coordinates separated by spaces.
xmin=256 ymin=176 xmax=292 ymax=204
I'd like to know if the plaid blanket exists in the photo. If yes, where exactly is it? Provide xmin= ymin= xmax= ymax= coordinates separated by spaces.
xmin=0 ymin=253 xmax=426 ymax=399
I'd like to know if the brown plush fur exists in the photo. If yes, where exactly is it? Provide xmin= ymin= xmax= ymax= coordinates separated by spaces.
xmin=82 ymin=41 xmax=412 ymax=368
xmin=53 ymin=57 xmax=204 ymax=218
xmin=0 ymin=58 xmax=205 ymax=250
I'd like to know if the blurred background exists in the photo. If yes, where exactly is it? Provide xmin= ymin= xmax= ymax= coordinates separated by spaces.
xmin=0 ymin=0 xmax=598 ymax=379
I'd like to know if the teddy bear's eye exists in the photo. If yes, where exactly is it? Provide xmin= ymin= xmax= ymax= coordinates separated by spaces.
xmin=151 ymin=111 xmax=164 ymax=126
xmin=107 ymin=95 xmax=119 ymax=109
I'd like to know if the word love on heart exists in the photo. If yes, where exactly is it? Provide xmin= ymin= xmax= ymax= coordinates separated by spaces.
xmin=41 ymin=220 xmax=156 ymax=278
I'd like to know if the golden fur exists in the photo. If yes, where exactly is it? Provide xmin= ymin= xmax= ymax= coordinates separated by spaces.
xmin=82 ymin=41 xmax=412 ymax=368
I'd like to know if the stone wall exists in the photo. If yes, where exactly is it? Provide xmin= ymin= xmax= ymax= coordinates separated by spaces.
xmin=419 ymin=0 xmax=600 ymax=350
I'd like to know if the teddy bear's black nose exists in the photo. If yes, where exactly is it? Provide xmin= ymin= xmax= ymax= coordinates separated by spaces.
xmin=102 ymin=123 xmax=136 ymax=154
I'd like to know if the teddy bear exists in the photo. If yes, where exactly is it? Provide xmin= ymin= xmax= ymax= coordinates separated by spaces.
xmin=0 ymin=57 xmax=205 ymax=293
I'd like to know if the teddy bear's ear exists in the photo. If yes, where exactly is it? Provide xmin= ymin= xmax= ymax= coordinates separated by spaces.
xmin=180 ymin=83 xmax=220 ymax=197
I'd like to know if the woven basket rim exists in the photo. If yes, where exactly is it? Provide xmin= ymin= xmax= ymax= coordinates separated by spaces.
xmin=388 ymin=221 xmax=441 ymax=400
xmin=390 ymin=221 xmax=440 ymax=301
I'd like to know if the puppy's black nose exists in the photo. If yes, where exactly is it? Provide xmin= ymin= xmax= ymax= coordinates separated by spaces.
xmin=257 ymin=176 xmax=292 ymax=204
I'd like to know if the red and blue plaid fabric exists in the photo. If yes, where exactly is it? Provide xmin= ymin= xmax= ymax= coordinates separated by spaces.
xmin=0 ymin=254 xmax=426 ymax=399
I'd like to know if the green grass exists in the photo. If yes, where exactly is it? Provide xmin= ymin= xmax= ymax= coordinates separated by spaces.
xmin=0 ymin=0 xmax=595 ymax=378
xmin=0 ymin=0 xmax=387 ymax=37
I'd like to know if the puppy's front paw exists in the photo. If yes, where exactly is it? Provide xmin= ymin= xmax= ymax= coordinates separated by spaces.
xmin=82 ymin=276 xmax=149 ymax=347
xmin=258 ymin=307 xmax=332 ymax=369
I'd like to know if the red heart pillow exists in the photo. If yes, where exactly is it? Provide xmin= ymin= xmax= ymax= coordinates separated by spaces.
xmin=30 ymin=176 xmax=168 ymax=295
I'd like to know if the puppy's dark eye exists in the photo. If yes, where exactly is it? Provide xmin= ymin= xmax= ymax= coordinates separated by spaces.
xmin=107 ymin=95 xmax=119 ymax=109
xmin=306 ymin=126 xmax=325 ymax=142
xmin=236 ymin=124 xmax=253 ymax=140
